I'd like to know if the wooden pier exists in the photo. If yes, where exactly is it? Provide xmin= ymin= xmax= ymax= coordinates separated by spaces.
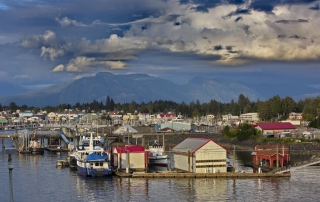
xmin=115 ymin=171 xmax=290 ymax=178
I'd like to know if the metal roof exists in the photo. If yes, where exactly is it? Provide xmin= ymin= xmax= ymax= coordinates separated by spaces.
xmin=256 ymin=122 xmax=296 ymax=130
xmin=113 ymin=125 xmax=138 ymax=134
xmin=113 ymin=145 xmax=145 ymax=153
xmin=172 ymin=138 xmax=212 ymax=154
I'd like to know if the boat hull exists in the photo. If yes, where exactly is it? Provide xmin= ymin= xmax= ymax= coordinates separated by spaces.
xmin=30 ymin=147 xmax=45 ymax=154
xmin=77 ymin=165 xmax=112 ymax=177
xmin=149 ymin=156 xmax=168 ymax=167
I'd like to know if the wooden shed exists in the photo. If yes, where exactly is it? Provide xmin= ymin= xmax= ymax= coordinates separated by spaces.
xmin=112 ymin=145 xmax=146 ymax=171
xmin=172 ymin=138 xmax=228 ymax=173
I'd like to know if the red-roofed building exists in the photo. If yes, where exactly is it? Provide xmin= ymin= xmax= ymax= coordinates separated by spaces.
xmin=255 ymin=122 xmax=296 ymax=135
xmin=252 ymin=145 xmax=290 ymax=170
xmin=157 ymin=112 xmax=176 ymax=120
xmin=112 ymin=145 xmax=146 ymax=172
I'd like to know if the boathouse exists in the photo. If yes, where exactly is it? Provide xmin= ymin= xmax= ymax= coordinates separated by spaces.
xmin=172 ymin=138 xmax=228 ymax=173
xmin=252 ymin=145 xmax=290 ymax=168
xmin=112 ymin=145 xmax=146 ymax=171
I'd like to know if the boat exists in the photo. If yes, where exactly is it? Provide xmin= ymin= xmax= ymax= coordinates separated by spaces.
xmin=148 ymin=141 xmax=169 ymax=169
xmin=29 ymin=139 xmax=45 ymax=154
xmin=74 ymin=133 xmax=112 ymax=177
xmin=227 ymin=158 xmax=233 ymax=172
xmin=67 ymin=153 xmax=77 ymax=170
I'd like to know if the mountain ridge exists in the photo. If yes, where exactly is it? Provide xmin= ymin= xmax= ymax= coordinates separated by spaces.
xmin=0 ymin=72 xmax=314 ymax=107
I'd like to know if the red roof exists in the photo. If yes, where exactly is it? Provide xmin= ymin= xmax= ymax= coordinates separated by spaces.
xmin=159 ymin=113 xmax=176 ymax=118
xmin=256 ymin=122 xmax=296 ymax=130
xmin=113 ymin=145 xmax=145 ymax=153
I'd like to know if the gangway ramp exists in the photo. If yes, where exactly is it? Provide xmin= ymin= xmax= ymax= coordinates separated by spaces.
xmin=59 ymin=131 xmax=69 ymax=145
xmin=276 ymin=160 xmax=320 ymax=174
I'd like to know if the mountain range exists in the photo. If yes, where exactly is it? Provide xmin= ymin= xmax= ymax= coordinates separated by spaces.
xmin=0 ymin=72 xmax=318 ymax=107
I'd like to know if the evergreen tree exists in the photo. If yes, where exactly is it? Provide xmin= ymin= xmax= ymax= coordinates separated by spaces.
xmin=106 ymin=96 xmax=111 ymax=110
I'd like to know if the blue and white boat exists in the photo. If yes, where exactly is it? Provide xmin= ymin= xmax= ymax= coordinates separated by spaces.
xmin=74 ymin=133 xmax=112 ymax=177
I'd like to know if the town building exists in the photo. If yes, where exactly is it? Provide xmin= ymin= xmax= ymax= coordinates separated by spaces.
xmin=255 ymin=122 xmax=297 ymax=135
xmin=156 ymin=122 xmax=195 ymax=132
xmin=172 ymin=138 xmax=228 ymax=173
xmin=240 ymin=113 xmax=259 ymax=122
xmin=19 ymin=111 xmax=35 ymax=118
xmin=289 ymin=112 xmax=303 ymax=120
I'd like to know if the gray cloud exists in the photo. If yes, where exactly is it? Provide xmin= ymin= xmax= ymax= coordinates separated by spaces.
xmin=223 ymin=8 xmax=251 ymax=19
xmin=235 ymin=16 xmax=243 ymax=23
xmin=1 ymin=0 xmax=320 ymax=89
xmin=309 ymin=4 xmax=320 ymax=9
xmin=275 ymin=19 xmax=309 ymax=24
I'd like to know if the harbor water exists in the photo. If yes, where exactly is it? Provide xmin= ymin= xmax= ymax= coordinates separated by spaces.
xmin=1 ymin=139 xmax=320 ymax=202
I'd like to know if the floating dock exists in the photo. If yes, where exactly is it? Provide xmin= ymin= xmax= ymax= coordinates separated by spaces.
xmin=56 ymin=160 xmax=69 ymax=167
xmin=115 ymin=171 xmax=290 ymax=178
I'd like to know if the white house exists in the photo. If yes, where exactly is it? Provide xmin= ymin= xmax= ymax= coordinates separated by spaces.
xmin=172 ymin=138 xmax=228 ymax=173
xmin=240 ymin=113 xmax=259 ymax=122
xmin=19 ymin=111 xmax=35 ymax=118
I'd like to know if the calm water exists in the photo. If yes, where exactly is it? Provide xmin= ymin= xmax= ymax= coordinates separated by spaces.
xmin=1 ymin=139 xmax=320 ymax=202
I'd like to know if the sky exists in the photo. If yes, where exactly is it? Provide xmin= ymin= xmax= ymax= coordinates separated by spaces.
xmin=1 ymin=0 xmax=320 ymax=91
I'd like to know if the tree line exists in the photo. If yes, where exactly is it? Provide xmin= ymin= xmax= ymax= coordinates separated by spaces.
xmin=1 ymin=94 xmax=320 ymax=125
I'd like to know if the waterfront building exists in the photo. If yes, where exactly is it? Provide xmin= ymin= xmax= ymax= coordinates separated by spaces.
xmin=252 ymin=145 xmax=290 ymax=168
xmin=112 ymin=145 xmax=146 ymax=171
xmin=255 ymin=122 xmax=296 ymax=135
xmin=172 ymin=138 xmax=228 ymax=173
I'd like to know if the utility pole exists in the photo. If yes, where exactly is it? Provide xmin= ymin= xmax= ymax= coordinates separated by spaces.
xmin=276 ymin=145 xmax=279 ymax=171
xmin=6 ymin=148 xmax=17 ymax=202
xmin=233 ymin=146 xmax=236 ymax=173
xmin=188 ymin=150 xmax=190 ymax=173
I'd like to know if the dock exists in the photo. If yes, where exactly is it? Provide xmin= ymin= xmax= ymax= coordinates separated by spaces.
xmin=115 ymin=171 xmax=290 ymax=178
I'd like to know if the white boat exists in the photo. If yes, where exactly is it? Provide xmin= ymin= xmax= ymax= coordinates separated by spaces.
xmin=74 ymin=133 xmax=112 ymax=177
xmin=148 ymin=141 xmax=168 ymax=169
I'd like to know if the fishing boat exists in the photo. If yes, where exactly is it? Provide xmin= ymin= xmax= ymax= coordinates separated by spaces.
xmin=74 ymin=133 xmax=112 ymax=177
xmin=148 ymin=141 xmax=168 ymax=169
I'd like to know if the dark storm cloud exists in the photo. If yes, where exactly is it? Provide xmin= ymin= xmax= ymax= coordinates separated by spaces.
xmin=249 ymin=0 xmax=278 ymax=13
xmin=213 ymin=45 xmax=223 ymax=51
xmin=278 ymin=34 xmax=287 ymax=38
xmin=309 ymin=4 xmax=319 ymax=10
xmin=193 ymin=5 xmax=209 ymax=13
xmin=180 ymin=0 xmax=318 ymax=14
xmin=289 ymin=35 xmax=306 ymax=39
xmin=223 ymin=9 xmax=251 ymax=19
xmin=181 ymin=0 xmax=245 ymax=13
xmin=275 ymin=19 xmax=309 ymax=24
xmin=225 ymin=46 xmax=234 ymax=51
xmin=242 ymin=25 xmax=251 ymax=35
xmin=234 ymin=16 xmax=243 ymax=23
